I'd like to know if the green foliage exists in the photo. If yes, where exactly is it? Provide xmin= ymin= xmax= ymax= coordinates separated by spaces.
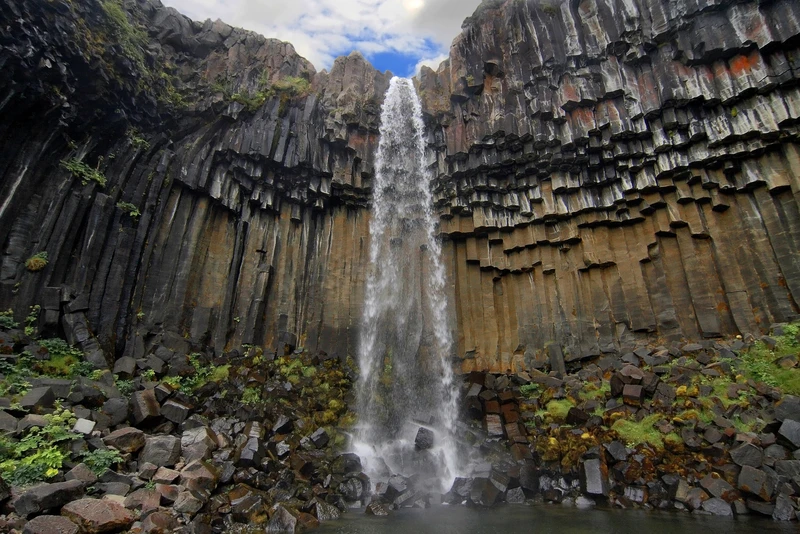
xmin=158 ymin=355 xmax=229 ymax=395
xmin=100 ymin=0 xmax=147 ymax=72
xmin=24 ymin=305 xmax=40 ymax=337
xmin=541 ymin=2 xmax=559 ymax=16
xmin=114 ymin=375 xmax=134 ymax=397
xmin=0 ymin=352 xmax=33 ymax=398
xmin=0 ymin=310 xmax=17 ymax=330
xmin=81 ymin=448 xmax=124 ymax=476
xmin=141 ymin=369 xmax=156 ymax=382
xmin=520 ymin=383 xmax=541 ymax=398
xmin=230 ymin=90 xmax=268 ymax=113
xmin=242 ymin=386 xmax=261 ymax=405
xmin=783 ymin=323 xmax=800 ymax=342
xmin=37 ymin=339 xmax=86 ymax=377
xmin=61 ymin=159 xmax=107 ymax=187
xmin=25 ymin=252 xmax=48 ymax=272
xmin=535 ymin=399 xmax=574 ymax=423
xmin=612 ymin=413 xmax=665 ymax=450
xmin=127 ymin=129 xmax=150 ymax=150
xmin=580 ymin=381 xmax=611 ymax=402
xmin=158 ymin=71 xmax=188 ymax=108
xmin=268 ymin=76 xmax=311 ymax=98
xmin=227 ymin=75 xmax=311 ymax=113
xmin=0 ymin=407 xmax=79 ymax=486
xmin=116 ymin=201 xmax=141 ymax=219
xmin=736 ymin=327 xmax=800 ymax=395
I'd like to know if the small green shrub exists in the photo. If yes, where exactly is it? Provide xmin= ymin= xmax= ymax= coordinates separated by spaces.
xmin=24 ymin=305 xmax=40 ymax=337
xmin=116 ymin=201 xmax=141 ymax=219
xmin=242 ymin=386 xmax=261 ymax=405
xmin=61 ymin=159 xmax=107 ymax=187
xmin=158 ymin=355 xmax=229 ymax=395
xmin=126 ymin=129 xmax=150 ymax=150
xmin=81 ymin=448 xmax=124 ymax=476
xmin=0 ymin=310 xmax=17 ymax=330
xmin=114 ymin=376 xmax=135 ymax=397
xmin=0 ymin=407 xmax=79 ymax=486
xmin=520 ymin=383 xmax=540 ymax=398
xmin=25 ymin=252 xmax=48 ymax=272
xmin=535 ymin=399 xmax=574 ymax=423
xmin=37 ymin=339 xmax=85 ymax=377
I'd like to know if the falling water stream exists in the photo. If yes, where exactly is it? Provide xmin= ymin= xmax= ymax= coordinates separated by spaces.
xmin=353 ymin=77 xmax=460 ymax=493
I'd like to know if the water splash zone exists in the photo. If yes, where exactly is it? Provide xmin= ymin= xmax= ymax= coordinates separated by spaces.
xmin=353 ymin=77 xmax=461 ymax=494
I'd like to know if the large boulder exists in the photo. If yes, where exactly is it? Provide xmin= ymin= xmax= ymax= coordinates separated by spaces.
xmin=139 ymin=435 xmax=181 ymax=467
xmin=267 ymin=505 xmax=297 ymax=533
xmin=130 ymin=389 xmax=160 ymax=425
xmin=22 ymin=515 xmax=79 ymax=534
xmin=60 ymin=499 xmax=134 ymax=533
xmin=179 ymin=460 xmax=219 ymax=492
xmin=102 ymin=427 xmax=146 ymax=453
xmin=14 ymin=480 xmax=83 ymax=518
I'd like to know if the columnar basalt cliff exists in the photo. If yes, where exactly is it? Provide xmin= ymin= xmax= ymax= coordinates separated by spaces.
xmin=419 ymin=0 xmax=800 ymax=371
xmin=0 ymin=0 xmax=799 ymax=373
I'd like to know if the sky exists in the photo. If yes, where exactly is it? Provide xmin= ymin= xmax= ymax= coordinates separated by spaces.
xmin=161 ymin=0 xmax=483 ymax=76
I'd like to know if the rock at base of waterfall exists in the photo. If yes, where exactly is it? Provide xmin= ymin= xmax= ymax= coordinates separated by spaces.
xmin=366 ymin=502 xmax=391 ymax=516
xmin=415 ymin=427 xmax=434 ymax=450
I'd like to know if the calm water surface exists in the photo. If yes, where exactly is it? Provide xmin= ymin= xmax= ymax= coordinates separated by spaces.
xmin=316 ymin=504 xmax=796 ymax=534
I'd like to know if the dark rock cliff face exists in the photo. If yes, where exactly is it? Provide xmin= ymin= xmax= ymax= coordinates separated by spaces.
xmin=1 ymin=0 xmax=799 ymax=372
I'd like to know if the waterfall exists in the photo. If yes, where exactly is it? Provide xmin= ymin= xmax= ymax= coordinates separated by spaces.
xmin=353 ymin=77 xmax=460 ymax=493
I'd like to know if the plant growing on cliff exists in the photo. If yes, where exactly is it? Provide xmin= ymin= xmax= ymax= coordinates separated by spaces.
xmin=24 ymin=305 xmax=40 ymax=337
xmin=25 ymin=252 xmax=48 ymax=272
xmin=61 ymin=158 xmax=107 ymax=187
xmin=228 ymin=75 xmax=311 ymax=114
xmin=100 ymin=0 xmax=147 ymax=72
xmin=117 ymin=201 xmax=141 ymax=219
xmin=0 ymin=309 xmax=17 ymax=330
xmin=268 ymin=76 xmax=311 ymax=98
xmin=37 ymin=338 xmax=85 ymax=377
xmin=127 ymin=129 xmax=150 ymax=150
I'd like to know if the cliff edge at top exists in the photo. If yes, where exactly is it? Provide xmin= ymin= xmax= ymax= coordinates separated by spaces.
xmin=0 ymin=0 xmax=799 ymax=374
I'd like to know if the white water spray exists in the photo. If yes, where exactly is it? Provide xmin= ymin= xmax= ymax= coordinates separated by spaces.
xmin=354 ymin=77 xmax=460 ymax=492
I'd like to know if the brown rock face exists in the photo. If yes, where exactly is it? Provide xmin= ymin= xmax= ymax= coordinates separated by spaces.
xmin=0 ymin=0 xmax=799 ymax=372
xmin=417 ymin=0 xmax=800 ymax=370
xmin=60 ymin=499 xmax=134 ymax=534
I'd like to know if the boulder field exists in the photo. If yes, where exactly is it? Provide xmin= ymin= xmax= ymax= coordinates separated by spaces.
xmin=0 ymin=321 xmax=798 ymax=531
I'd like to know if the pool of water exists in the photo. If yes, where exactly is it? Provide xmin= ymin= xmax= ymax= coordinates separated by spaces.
xmin=316 ymin=504 xmax=796 ymax=534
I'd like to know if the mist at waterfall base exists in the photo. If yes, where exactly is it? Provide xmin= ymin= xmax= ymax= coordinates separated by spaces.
xmin=352 ymin=77 xmax=462 ymax=494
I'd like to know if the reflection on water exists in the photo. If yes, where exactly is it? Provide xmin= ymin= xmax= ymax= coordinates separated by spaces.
xmin=316 ymin=504 xmax=796 ymax=534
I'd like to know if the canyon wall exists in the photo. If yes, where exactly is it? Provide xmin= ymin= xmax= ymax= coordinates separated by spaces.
xmin=0 ymin=0 xmax=799 ymax=372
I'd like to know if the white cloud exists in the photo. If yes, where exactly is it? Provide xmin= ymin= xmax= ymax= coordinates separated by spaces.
xmin=160 ymin=0 xmax=482 ymax=73
xmin=412 ymin=52 xmax=449 ymax=75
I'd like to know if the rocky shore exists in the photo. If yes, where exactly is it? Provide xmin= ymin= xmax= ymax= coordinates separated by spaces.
xmin=0 ymin=313 xmax=798 ymax=532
